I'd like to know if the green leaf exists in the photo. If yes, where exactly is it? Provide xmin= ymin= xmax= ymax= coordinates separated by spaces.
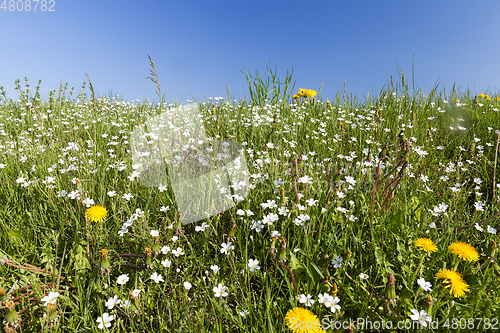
xmin=308 ymin=261 xmax=325 ymax=280
xmin=8 ymin=228 xmax=22 ymax=242
xmin=288 ymin=252 xmax=305 ymax=271
xmin=72 ymin=243 xmax=91 ymax=273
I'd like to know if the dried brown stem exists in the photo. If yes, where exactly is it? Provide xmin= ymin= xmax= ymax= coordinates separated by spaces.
xmin=271 ymin=254 xmax=298 ymax=294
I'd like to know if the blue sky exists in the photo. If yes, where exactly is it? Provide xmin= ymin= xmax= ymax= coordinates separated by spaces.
xmin=1 ymin=0 xmax=500 ymax=104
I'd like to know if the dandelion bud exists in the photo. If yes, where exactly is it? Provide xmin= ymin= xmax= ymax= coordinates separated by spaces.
xmin=332 ymin=282 xmax=338 ymax=295
xmin=379 ymin=144 xmax=388 ymax=160
xmin=321 ymin=276 xmax=331 ymax=293
xmin=144 ymin=247 xmax=152 ymax=266
xmin=152 ymin=236 xmax=160 ymax=252
xmin=344 ymin=250 xmax=351 ymax=259
xmin=383 ymin=272 xmax=397 ymax=301
xmin=99 ymin=249 xmax=111 ymax=270
xmin=47 ymin=303 xmax=58 ymax=321
xmin=398 ymin=131 xmax=406 ymax=144
xmin=278 ymin=237 xmax=287 ymax=261
xmin=424 ymin=294 xmax=433 ymax=314
xmin=0 ymin=286 xmax=7 ymax=301
xmin=228 ymin=220 xmax=236 ymax=238
xmin=298 ymin=154 xmax=304 ymax=170
xmin=175 ymin=213 xmax=182 ymax=231
xmin=270 ymin=237 xmax=277 ymax=250
xmin=334 ymin=168 xmax=342 ymax=183
xmin=492 ymin=260 xmax=500 ymax=275
xmin=293 ymin=157 xmax=299 ymax=176
xmin=4 ymin=300 xmax=18 ymax=323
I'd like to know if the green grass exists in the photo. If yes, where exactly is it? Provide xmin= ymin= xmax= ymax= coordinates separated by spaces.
xmin=0 ymin=68 xmax=499 ymax=332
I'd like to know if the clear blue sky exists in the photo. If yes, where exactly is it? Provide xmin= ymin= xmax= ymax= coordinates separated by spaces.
xmin=2 ymin=0 xmax=500 ymax=104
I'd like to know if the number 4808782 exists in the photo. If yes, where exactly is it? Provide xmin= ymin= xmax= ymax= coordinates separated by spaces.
xmin=1 ymin=0 xmax=56 ymax=11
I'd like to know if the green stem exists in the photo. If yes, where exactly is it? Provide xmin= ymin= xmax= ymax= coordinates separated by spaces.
xmin=410 ymin=253 xmax=425 ymax=289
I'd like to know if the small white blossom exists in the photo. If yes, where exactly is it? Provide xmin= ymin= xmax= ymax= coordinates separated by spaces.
xmin=332 ymin=256 xmax=343 ymax=268
xmin=247 ymin=259 xmax=260 ymax=272
xmin=416 ymin=278 xmax=433 ymax=292
xmin=116 ymin=274 xmax=129 ymax=285
xmin=297 ymin=294 xmax=315 ymax=307
xmin=213 ymin=283 xmax=228 ymax=297
xmin=487 ymin=225 xmax=497 ymax=235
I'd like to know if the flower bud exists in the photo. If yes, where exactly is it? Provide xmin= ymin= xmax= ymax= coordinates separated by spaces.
xmin=4 ymin=301 xmax=18 ymax=323
xmin=228 ymin=220 xmax=236 ymax=238
xmin=270 ymin=237 xmax=277 ymax=250
xmin=175 ymin=213 xmax=182 ymax=231
xmin=298 ymin=154 xmax=304 ymax=170
xmin=398 ymin=130 xmax=406 ymax=144
xmin=0 ymin=286 xmax=7 ymax=301
xmin=383 ymin=272 xmax=396 ymax=300
xmin=321 ymin=276 xmax=331 ymax=293
xmin=424 ymin=294 xmax=433 ymax=315
xmin=47 ymin=303 xmax=58 ymax=321
xmin=152 ymin=237 xmax=160 ymax=252
xmin=334 ymin=168 xmax=342 ymax=183
xmin=99 ymin=249 xmax=111 ymax=270
xmin=332 ymin=282 xmax=338 ymax=295
xmin=278 ymin=237 xmax=287 ymax=261
xmin=378 ymin=144 xmax=388 ymax=160
xmin=144 ymin=248 xmax=152 ymax=266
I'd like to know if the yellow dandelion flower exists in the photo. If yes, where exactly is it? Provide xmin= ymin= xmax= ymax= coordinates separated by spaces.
xmin=306 ymin=89 xmax=317 ymax=98
xmin=100 ymin=249 xmax=108 ymax=258
xmin=414 ymin=238 xmax=438 ymax=253
xmin=4 ymin=300 xmax=15 ymax=311
xmin=435 ymin=269 xmax=469 ymax=298
xmin=284 ymin=307 xmax=326 ymax=332
xmin=448 ymin=242 xmax=479 ymax=262
xmin=85 ymin=205 xmax=108 ymax=223
xmin=298 ymin=88 xmax=307 ymax=97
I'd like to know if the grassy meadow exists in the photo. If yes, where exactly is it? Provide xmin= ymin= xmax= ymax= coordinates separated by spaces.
xmin=0 ymin=67 xmax=500 ymax=332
